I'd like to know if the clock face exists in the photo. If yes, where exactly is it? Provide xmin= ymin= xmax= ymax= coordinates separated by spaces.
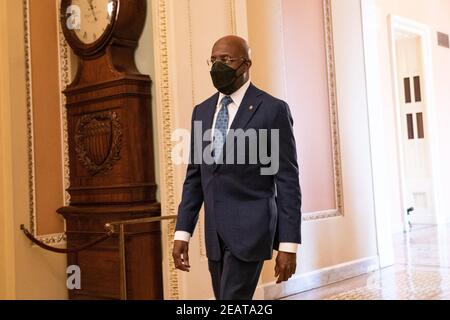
xmin=69 ymin=0 xmax=116 ymax=45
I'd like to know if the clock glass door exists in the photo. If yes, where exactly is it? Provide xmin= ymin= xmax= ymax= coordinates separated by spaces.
xmin=70 ymin=0 xmax=115 ymax=44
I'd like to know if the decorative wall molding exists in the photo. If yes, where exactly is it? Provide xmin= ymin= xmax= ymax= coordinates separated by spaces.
xmin=320 ymin=0 xmax=344 ymax=219
xmin=228 ymin=0 xmax=237 ymax=35
xmin=303 ymin=209 xmax=343 ymax=222
xmin=23 ymin=0 xmax=69 ymax=245
xmin=56 ymin=1 xmax=72 ymax=207
xmin=186 ymin=0 xmax=196 ymax=108
xmin=23 ymin=0 xmax=38 ymax=238
xmin=35 ymin=233 xmax=67 ymax=246
xmin=154 ymin=0 xmax=180 ymax=300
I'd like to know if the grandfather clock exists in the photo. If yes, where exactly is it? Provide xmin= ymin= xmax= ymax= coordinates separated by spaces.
xmin=57 ymin=0 xmax=163 ymax=300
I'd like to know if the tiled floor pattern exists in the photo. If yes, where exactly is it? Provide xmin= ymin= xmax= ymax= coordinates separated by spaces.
xmin=326 ymin=267 xmax=450 ymax=300
xmin=286 ymin=224 xmax=450 ymax=300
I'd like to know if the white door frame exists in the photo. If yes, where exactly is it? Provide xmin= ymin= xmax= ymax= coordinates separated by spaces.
xmin=361 ymin=1 xmax=442 ymax=268
xmin=389 ymin=15 xmax=442 ymax=230
xmin=361 ymin=0 xmax=395 ymax=268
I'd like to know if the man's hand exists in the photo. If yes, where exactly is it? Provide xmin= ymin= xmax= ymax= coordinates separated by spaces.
xmin=275 ymin=252 xmax=297 ymax=284
xmin=172 ymin=240 xmax=190 ymax=272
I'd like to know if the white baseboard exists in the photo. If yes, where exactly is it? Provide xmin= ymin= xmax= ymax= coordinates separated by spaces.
xmin=254 ymin=256 xmax=380 ymax=300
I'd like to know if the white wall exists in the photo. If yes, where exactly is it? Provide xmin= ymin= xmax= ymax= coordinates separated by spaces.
xmin=363 ymin=0 xmax=450 ymax=236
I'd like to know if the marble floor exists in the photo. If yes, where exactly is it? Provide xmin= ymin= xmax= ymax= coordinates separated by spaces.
xmin=285 ymin=224 xmax=450 ymax=300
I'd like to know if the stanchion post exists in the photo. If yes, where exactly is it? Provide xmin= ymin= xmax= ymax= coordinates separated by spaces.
xmin=119 ymin=223 xmax=128 ymax=300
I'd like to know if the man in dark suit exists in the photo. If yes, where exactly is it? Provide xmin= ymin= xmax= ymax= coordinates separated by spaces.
xmin=172 ymin=35 xmax=302 ymax=300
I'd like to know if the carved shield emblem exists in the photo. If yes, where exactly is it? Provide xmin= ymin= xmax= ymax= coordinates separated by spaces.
xmin=75 ymin=111 xmax=122 ymax=176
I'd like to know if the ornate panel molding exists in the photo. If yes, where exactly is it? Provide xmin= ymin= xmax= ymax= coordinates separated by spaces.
xmin=228 ymin=0 xmax=237 ymax=35
xmin=23 ymin=0 xmax=69 ymax=245
xmin=57 ymin=2 xmax=72 ymax=207
xmin=154 ymin=0 xmax=180 ymax=300
xmin=303 ymin=209 xmax=343 ymax=222
xmin=23 ymin=0 xmax=38 ymax=238
xmin=319 ymin=0 xmax=344 ymax=220
xmin=186 ymin=0 xmax=196 ymax=107
xmin=303 ymin=0 xmax=344 ymax=222
xmin=35 ymin=232 xmax=67 ymax=246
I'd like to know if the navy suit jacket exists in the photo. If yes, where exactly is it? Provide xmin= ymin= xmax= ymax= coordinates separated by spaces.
xmin=175 ymin=84 xmax=302 ymax=262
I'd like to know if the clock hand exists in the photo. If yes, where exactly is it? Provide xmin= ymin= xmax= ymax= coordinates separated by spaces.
xmin=87 ymin=0 xmax=98 ymax=22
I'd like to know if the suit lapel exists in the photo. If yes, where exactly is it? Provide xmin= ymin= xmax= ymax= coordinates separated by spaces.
xmin=229 ymin=83 xmax=263 ymax=132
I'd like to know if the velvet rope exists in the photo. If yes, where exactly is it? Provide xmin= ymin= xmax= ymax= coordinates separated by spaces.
xmin=20 ymin=224 xmax=113 ymax=254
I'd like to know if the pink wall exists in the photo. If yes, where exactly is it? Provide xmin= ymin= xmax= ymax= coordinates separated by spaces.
xmin=282 ymin=0 xmax=336 ymax=213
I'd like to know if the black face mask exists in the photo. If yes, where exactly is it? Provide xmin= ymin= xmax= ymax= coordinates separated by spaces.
xmin=210 ymin=61 xmax=245 ymax=95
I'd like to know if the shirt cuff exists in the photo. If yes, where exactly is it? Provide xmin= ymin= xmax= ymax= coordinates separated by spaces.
xmin=278 ymin=242 xmax=299 ymax=253
xmin=174 ymin=231 xmax=191 ymax=242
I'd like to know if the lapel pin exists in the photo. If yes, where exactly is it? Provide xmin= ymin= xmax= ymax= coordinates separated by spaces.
xmin=249 ymin=105 xmax=254 ymax=110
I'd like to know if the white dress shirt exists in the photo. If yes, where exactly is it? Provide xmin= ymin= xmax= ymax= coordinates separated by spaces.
xmin=174 ymin=80 xmax=298 ymax=254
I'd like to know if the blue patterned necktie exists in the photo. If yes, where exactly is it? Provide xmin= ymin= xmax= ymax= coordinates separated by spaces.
xmin=213 ymin=96 xmax=233 ymax=163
